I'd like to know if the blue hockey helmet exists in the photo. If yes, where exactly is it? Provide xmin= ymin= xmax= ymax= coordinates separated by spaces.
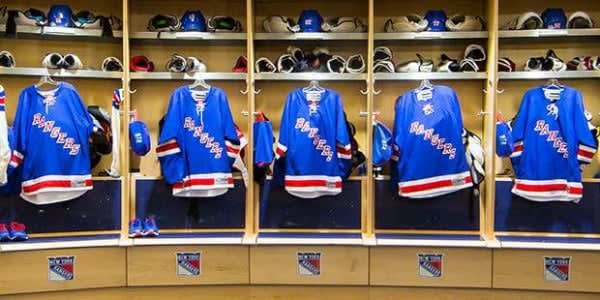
xmin=425 ymin=10 xmax=447 ymax=31
xmin=48 ymin=5 xmax=74 ymax=27
xmin=181 ymin=10 xmax=206 ymax=32
xmin=542 ymin=8 xmax=567 ymax=29
xmin=298 ymin=10 xmax=323 ymax=32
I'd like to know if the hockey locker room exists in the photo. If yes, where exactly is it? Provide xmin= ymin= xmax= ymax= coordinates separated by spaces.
xmin=0 ymin=0 xmax=600 ymax=299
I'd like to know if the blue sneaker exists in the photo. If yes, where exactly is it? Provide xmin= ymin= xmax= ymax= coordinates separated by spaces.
xmin=143 ymin=217 xmax=159 ymax=237
xmin=128 ymin=218 xmax=143 ymax=238
xmin=0 ymin=224 xmax=10 ymax=242
xmin=8 ymin=222 xmax=29 ymax=241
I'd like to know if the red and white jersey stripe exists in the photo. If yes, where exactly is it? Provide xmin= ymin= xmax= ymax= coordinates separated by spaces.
xmin=397 ymin=171 xmax=473 ymax=198
xmin=171 ymin=173 xmax=234 ymax=198
xmin=21 ymin=174 xmax=93 ymax=205
xmin=156 ymin=139 xmax=180 ymax=157
xmin=284 ymin=175 xmax=343 ymax=199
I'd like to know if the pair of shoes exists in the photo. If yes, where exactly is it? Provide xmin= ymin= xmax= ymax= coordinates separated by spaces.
xmin=128 ymin=217 xmax=160 ymax=238
xmin=0 ymin=222 xmax=29 ymax=242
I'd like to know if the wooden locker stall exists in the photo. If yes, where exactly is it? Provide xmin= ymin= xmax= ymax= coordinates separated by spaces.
xmin=124 ymin=0 xmax=252 ymax=286
xmin=249 ymin=0 xmax=371 ymax=286
xmin=368 ymin=0 xmax=496 ymax=288
xmin=491 ymin=0 xmax=600 ymax=292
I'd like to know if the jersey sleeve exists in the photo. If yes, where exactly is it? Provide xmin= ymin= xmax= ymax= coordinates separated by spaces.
xmin=450 ymin=89 xmax=466 ymax=133
xmin=9 ymin=88 xmax=30 ymax=171
xmin=275 ymin=92 xmax=293 ymax=159
xmin=71 ymin=88 xmax=94 ymax=136
xmin=218 ymin=92 xmax=242 ymax=160
xmin=509 ymin=92 xmax=531 ymax=161
xmin=573 ymin=91 xmax=597 ymax=164
xmin=335 ymin=99 xmax=351 ymax=161
xmin=156 ymin=93 xmax=185 ymax=184
xmin=0 ymin=86 xmax=10 ymax=185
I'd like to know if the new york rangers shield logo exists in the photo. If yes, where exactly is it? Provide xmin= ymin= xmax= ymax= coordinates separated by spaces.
xmin=297 ymin=252 xmax=321 ymax=276
xmin=544 ymin=256 xmax=570 ymax=281
xmin=418 ymin=254 xmax=443 ymax=278
xmin=48 ymin=256 xmax=75 ymax=281
xmin=176 ymin=252 xmax=201 ymax=276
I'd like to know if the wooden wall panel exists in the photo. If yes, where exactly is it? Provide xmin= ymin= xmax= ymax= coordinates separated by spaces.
xmin=494 ymin=249 xmax=600 ymax=293
xmin=127 ymin=246 xmax=249 ymax=286
xmin=0 ymin=247 xmax=126 ymax=295
xmin=250 ymin=245 xmax=369 ymax=285
xmin=370 ymin=247 xmax=492 ymax=288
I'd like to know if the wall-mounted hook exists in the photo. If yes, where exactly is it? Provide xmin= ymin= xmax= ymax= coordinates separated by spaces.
xmin=359 ymin=111 xmax=370 ymax=117
xmin=496 ymin=88 xmax=505 ymax=94
xmin=482 ymin=88 xmax=489 ymax=94
xmin=240 ymin=80 xmax=250 ymax=95
xmin=360 ymin=79 xmax=370 ymax=95
xmin=373 ymin=88 xmax=382 ymax=95
xmin=253 ymin=87 xmax=261 ymax=95
xmin=477 ymin=111 xmax=493 ymax=117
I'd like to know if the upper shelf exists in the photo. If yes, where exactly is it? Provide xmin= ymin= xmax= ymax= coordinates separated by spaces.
xmin=3 ymin=25 xmax=122 ymax=41
xmin=499 ymin=29 xmax=600 ymax=39
xmin=130 ymin=72 xmax=246 ymax=81
xmin=0 ymin=67 xmax=122 ymax=79
xmin=375 ymin=31 xmax=488 ymax=40
xmin=375 ymin=72 xmax=487 ymax=81
xmin=254 ymin=73 xmax=367 ymax=81
xmin=130 ymin=31 xmax=247 ymax=41
xmin=254 ymin=32 xmax=367 ymax=40
xmin=499 ymin=71 xmax=600 ymax=80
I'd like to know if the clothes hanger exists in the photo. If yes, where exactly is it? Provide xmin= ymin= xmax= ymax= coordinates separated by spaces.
xmin=188 ymin=78 xmax=210 ymax=92
xmin=544 ymin=78 xmax=563 ymax=90
xmin=303 ymin=80 xmax=325 ymax=93
xmin=417 ymin=79 xmax=433 ymax=91
xmin=35 ymin=74 xmax=58 ymax=91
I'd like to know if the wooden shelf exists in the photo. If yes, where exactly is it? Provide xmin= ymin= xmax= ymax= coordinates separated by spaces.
xmin=254 ymin=32 xmax=367 ymax=40
xmin=375 ymin=72 xmax=487 ymax=81
xmin=255 ymin=73 xmax=367 ymax=81
xmin=4 ymin=25 xmax=122 ymax=41
xmin=499 ymin=71 xmax=600 ymax=80
xmin=130 ymin=72 xmax=246 ymax=81
xmin=499 ymin=28 xmax=600 ymax=39
xmin=0 ymin=67 xmax=122 ymax=79
xmin=375 ymin=31 xmax=488 ymax=40
xmin=130 ymin=31 xmax=247 ymax=41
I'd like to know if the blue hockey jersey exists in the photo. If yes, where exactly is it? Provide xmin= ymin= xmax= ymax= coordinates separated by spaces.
xmin=509 ymin=85 xmax=597 ymax=202
xmin=10 ymin=82 xmax=94 ymax=204
xmin=392 ymin=85 xmax=472 ymax=198
xmin=157 ymin=86 xmax=243 ymax=197
xmin=275 ymin=88 xmax=351 ymax=199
